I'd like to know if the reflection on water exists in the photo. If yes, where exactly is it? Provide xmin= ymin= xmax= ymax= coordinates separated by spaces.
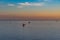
xmin=0 ymin=21 xmax=60 ymax=40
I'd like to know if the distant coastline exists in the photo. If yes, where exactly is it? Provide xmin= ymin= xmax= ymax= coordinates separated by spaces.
xmin=0 ymin=19 xmax=60 ymax=21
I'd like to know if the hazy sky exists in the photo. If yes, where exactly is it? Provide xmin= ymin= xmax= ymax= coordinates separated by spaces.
xmin=0 ymin=0 xmax=60 ymax=20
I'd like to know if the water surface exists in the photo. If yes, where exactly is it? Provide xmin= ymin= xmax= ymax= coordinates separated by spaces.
xmin=0 ymin=21 xmax=60 ymax=40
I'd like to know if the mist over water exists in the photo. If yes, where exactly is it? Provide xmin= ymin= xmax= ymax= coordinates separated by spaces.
xmin=0 ymin=21 xmax=60 ymax=40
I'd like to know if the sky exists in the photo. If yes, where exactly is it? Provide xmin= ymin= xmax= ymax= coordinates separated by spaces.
xmin=0 ymin=0 xmax=60 ymax=20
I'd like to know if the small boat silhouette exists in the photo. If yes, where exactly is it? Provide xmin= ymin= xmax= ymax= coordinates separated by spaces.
xmin=28 ymin=21 xmax=30 ymax=24
xmin=22 ymin=23 xmax=26 ymax=27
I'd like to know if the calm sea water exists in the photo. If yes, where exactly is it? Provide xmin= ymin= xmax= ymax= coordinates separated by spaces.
xmin=0 ymin=21 xmax=60 ymax=40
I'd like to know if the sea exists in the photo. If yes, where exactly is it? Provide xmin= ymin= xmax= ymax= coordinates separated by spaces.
xmin=0 ymin=21 xmax=60 ymax=40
